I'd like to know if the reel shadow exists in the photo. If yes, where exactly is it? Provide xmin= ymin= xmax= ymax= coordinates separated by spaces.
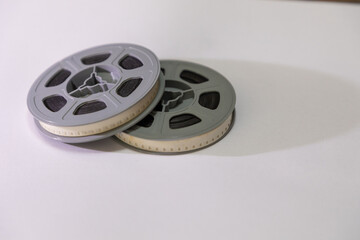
xmin=71 ymin=137 xmax=127 ymax=152
xmin=195 ymin=59 xmax=360 ymax=156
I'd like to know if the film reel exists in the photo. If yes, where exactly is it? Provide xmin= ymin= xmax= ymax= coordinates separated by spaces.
xmin=116 ymin=60 xmax=236 ymax=153
xmin=27 ymin=43 xmax=164 ymax=143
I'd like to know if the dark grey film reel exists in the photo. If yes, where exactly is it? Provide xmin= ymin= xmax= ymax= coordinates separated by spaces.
xmin=116 ymin=60 xmax=236 ymax=153
xmin=27 ymin=43 xmax=164 ymax=143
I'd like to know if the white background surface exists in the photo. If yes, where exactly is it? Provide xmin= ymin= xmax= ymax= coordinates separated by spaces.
xmin=1 ymin=0 xmax=360 ymax=239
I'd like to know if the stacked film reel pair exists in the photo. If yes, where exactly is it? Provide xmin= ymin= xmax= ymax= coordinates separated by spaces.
xmin=27 ymin=44 xmax=236 ymax=153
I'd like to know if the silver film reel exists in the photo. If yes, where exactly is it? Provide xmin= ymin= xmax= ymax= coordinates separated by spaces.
xmin=27 ymin=43 xmax=164 ymax=143
xmin=116 ymin=60 xmax=236 ymax=153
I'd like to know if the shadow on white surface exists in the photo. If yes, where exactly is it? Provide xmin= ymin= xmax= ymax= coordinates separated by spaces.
xmin=27 ymin=60 xmax=360 ymax=156
xmin=73 ymin=137 xmax=127 ymax=152
xmin=197 ymin=59 xmax=360 ymax=156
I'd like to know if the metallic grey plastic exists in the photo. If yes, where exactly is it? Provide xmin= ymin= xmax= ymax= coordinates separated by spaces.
xmin=123 ymin=60 xmax=236 ymax=141
xmin=27 ymin=43 xmax=164 ymax=143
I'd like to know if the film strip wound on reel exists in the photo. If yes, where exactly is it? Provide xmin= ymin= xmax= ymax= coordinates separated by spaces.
xmin=27 ymin=44 xmax=162 ymax=142
xmin=116 ymin=60 xmax=236 ymax=153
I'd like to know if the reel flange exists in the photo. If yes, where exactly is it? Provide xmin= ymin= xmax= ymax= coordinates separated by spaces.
xmin=27 ymin=43 xmax=164 ymax=143
xmin=116 ymin=60 xmax=236 ymax=153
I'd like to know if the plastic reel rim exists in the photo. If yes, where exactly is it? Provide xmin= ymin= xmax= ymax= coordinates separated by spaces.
xmin=116 ymin=111 xmax=235 ymax=154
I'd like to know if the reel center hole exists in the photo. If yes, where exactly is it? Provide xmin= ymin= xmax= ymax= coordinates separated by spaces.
xmin=162 ymin=91 xmax=182 ymax=103
xmin=155 ymin=80 xmax=194 ymax=112
xmin=66 ymin=65 xmax=120 ymax=98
